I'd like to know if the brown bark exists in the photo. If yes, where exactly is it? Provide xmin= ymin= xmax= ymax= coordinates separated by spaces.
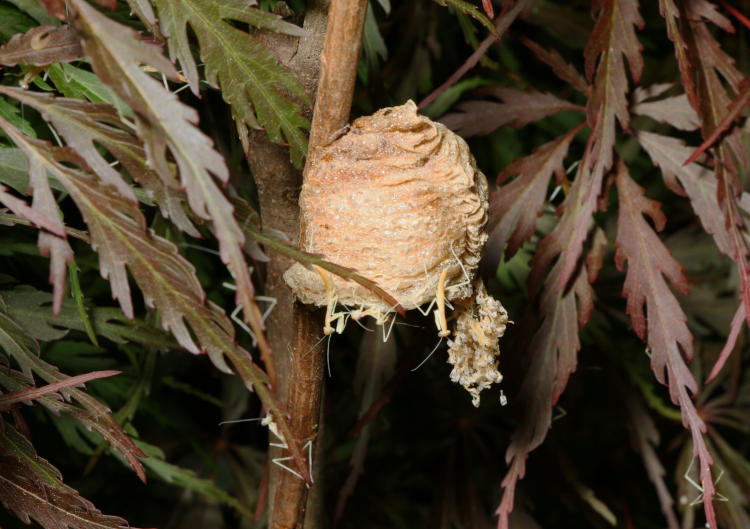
xmin=248 ymin=2 xmax=329 ymax=397
xmin=305 ymin=1 xmax=369 ymax=154
xmin=246 ymin=1 xmax=329 ymax=526
xmin=247 ymin=137 xmax=299 ymax=403
xmin=270 ymin=1 xmax=369 ymax=528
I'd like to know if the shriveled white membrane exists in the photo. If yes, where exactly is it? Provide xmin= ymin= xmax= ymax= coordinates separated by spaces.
xmin=447 ymin=281 xmax=508 ymax=407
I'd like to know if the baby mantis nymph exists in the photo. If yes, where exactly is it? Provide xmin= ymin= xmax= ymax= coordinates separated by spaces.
xmin=312 ymin=264 xmax=345 ymax=335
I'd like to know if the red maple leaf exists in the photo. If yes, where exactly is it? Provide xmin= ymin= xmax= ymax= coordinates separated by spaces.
xmin=485 ymin=124 xmax=585 ymax=267
xmin=441 ymin=87 xmax=582 ymax=138
xmin=520 ymin=37 xmax=590 ymax=97
xmin=495 ymin=261 xmax=593 ymax=529
xmin=684 ymin=78 xmax=750 ymax=166
xmin=558 ymin=0 xmax=644 ymax=290
xmin=631 ymin=85 xmax=700 ymax=131
xmin=614 ymin=159 xmax=717 ymax=529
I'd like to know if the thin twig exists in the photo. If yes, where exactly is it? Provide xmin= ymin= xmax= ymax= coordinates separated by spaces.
xmin=417 ymin=0 xmax=529 ymax=110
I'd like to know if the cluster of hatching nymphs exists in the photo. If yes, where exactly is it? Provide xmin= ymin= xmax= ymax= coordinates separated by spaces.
xmin=447 ymin=281 xmax=508 ymax=407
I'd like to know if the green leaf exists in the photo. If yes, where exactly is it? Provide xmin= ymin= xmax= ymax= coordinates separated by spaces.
xmin=47 ymin=62 xmax=134 ymax=119
xmin=2 ymin=286 xmax=68 ymax=341
xmin=154 ymin=0 xmax=310 ymax=167
xmin=359 ymin=3 xmax=387 ymax=84
xmin=47 ymin=411 xmax=97 ymax=455
xmin=0 ymin=148 xmax=30 ymax=193
xmin=433 ymin=0 xmax=498 ymax=36
xmin=0 ymin=239 xmax=39 ymax=256
xmin=421 ymin=76 xmax=494 ymax=118
xmin=624 ymin=359 xmax=683 ymax=422
xmin=5 ymin=0 xmax=59 ymax=26
xmin=0 ymin=4 xmax=37 ymax=43
xmin=42 ymin=340 xmax=115 ymax=374
xmin=456 ymin=11 xmax=500 ymax=71
xmin=2 ymin=284 xmax=176 ymax=349
xmin=0 ymin=147 xmax=72 ymax=195
xmin=0 ymin=96 xmax=36 ymax=138
xmin=136 ymin=439 xmax=254 ymax=518
xmin=68 ymin=259 xmax=99 ymax=348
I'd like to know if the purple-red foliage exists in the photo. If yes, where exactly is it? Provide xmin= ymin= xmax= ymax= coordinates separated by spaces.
xmin=433 ymin=1 xmax=749 ymax=528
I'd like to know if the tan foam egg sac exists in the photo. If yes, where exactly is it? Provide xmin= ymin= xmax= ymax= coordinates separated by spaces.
xmin=284 ymin=100 xmax=489 ymax=314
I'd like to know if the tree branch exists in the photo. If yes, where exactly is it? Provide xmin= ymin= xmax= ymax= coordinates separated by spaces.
xmin=270 ymin=1 xmax=368 ymax=527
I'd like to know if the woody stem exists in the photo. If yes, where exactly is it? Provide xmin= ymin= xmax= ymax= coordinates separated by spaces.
xmin=270 ymin=1 xmax=368 ymax=528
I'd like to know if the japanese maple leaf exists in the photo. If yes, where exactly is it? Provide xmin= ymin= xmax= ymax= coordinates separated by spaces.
xmin=520 ymin=37 xmax=590 ymax=97
xmin=685 ymin=78 xmax=750 ymax=166
xmin=638 ymin=131 xmax=732 ymax=256
xmin=152 ymin=0 xmax=310 ymax=167
xmin=665 ymin=2 xmax=750 ymax=333
xmin=496 ymin=261 xmax=593 ymax=529
xmin=486 ymin=123 xmax=584 ymax=267
xmin=557 ymin=0 xmax=644 ymax=290
xmin=0 ymin=25 xmax=82 ymax=66
xmin=614 ymin=160 xmax=717 ymax=529
xmin=0 ymin=116 xmax=310 ymax=485
xmin=0 ymin=86 xmax=200 ymax=236
xmin=0 ymin=311 xmax=145 ymax=480
xmin=441 ymin=87 xmax=582 ymax=137
xmin=0 ymin=423 xmax=136 ymax=529
xmin=631 ymin=84 xmax=700 ymax=131
xmin=639 ymin=129 xmax=750 ymax=382
xmin=679 ymin=1 xmax=745 ymax=176
xmin=681 ymin=7 xmax=750 ymax=335
xmin=0 ymin=113 xmax=73 ymax=313
xmin=69 ymin=0 xmax=274 ymax=381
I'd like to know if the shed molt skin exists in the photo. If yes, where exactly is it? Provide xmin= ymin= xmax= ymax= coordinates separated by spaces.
xmin=284 ymin=100 xmax=489 ymax=318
